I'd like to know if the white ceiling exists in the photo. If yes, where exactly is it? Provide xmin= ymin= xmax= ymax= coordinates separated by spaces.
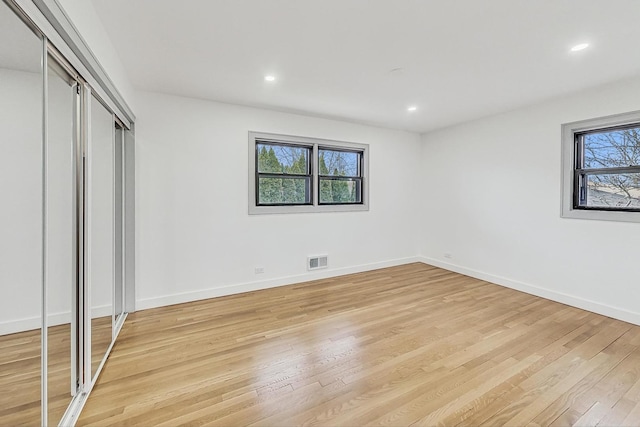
xmin=90 ymin=0 xmax=640 ymax=133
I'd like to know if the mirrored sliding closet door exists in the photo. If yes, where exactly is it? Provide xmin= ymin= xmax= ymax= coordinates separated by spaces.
xmin=0 ymin=2 xmax=44 ymax=424
xmin=1 ymin=1 xmax=134 ymax=424
xmin=46 ymin=53 xmax=79 ymax=426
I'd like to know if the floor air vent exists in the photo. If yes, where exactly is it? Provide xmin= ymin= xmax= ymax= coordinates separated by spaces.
xmin=308 ymin=255 xmax=328 ymax=271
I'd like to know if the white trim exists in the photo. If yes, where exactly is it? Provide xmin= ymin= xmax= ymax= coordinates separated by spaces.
xmin=41 ymin=37 xmax=49 ymax=426
xmin=83 ymin=83 xmax=93 ymax=394
xmin=418 ymin=257 xmax=640 ymax=326
xmin=561 ymin=110 xmax=640 ymax=223
xmin=119 ymin=126 xmax=126 ymax=320
xmin=111 ymin=113 xmax=116 ymax=341
xmin=0 ymin=305 xmax=112 ymax=336
xmin=71 ymin=78 xmax=80 ymax=401
xmin=248 ymin=131 xmax=370 ymax=215
xmin=137 ymin=256 xmax=420 ymax=311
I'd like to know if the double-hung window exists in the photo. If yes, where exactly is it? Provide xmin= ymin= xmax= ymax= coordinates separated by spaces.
xmin=318 ymin=148 xmax=363 ymax=205
xmin=249 ymin=132 xmax=369 ymax=214
xmin=562 ymin=111 xmax=640 ymax=222
xmin=256 ymin=142 xmax=312 ymax=206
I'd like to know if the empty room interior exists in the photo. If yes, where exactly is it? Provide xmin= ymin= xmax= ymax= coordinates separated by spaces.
xmin=2 ymin=0 xmax=640 ymax=426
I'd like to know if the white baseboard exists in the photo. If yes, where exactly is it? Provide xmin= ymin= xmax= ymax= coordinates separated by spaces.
xmin=0 ymin=311 xmax=69 ymax=336
xmin=419 ymin=256 xmax=640 ymax=326
xmin=0 ymin=305 xmax=115 ymax=336
xmin=136 ymin=256 xmax=422 ymax=311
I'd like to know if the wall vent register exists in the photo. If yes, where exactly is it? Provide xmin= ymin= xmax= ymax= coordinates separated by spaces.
xmin=308 ymin=255 xmax=328 ymax=271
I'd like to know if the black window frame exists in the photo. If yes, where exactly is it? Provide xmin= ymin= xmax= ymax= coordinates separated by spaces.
xmin=317 ymin=146 xmax=364 ymax=206
xmin=573 ymin=123 xmax=640 ymax=213
xmin=249 ymin=132 xmax=369 ymax=215
xmin=255 ymin=140 xmax=313 ymax=207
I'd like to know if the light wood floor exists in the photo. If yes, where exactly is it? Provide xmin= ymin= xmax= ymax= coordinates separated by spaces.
xmin=78 ymin=263 xmax=640 ymax=426
xmin=0 ymin=327 xmax=41 ymax=426
xmin=0 ymin=316 xmax=113 ymax=426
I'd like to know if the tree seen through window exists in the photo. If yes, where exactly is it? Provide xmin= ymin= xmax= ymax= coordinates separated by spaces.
xmin=257 ymin=144 xmax=310 ymax=205
xmin=256 ymin=143 xmax=363 ymax=205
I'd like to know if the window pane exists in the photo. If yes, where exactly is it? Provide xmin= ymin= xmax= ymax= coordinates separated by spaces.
xmin=319 ymin=178 xmax=361 ymax=204
xmin=319 ymin=149 xmax=360 ymax=177
xmin=584 ymin=173 xmax=640 ymax=209
xmin=583 ymin=127 xmax=640 ymax=169
xmin=258 ymin=176 xmax=311 ymax=205
xmin=257 ymin=143 xmax=309 ymax=174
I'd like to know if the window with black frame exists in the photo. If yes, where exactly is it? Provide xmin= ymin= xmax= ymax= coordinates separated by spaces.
xmin=574 ymin=124 xmax=640 ymax=211
xmin=249 ymin=132 xmax=369 ymax=214
xmin=255 ymin=141 xmax=312 ymax=206
xmin=318 ymin=148 xmax=363 ymax=204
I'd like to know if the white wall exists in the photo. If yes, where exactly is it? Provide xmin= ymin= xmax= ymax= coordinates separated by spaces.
xmin=135 ymin=90 xmax=422 ymax=309
xmin=419 ymin=76 xmax=640 ymax=325
xmin=88 ymin=95 xmax=116 ymax=319
xmin=0 ymin=69 xmax=42 ymax=334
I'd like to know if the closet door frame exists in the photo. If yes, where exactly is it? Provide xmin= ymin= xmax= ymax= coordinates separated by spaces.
xmin=44 ymin=44 xmax=84 ymax=426
xmin=63 ymin=74 xmax=130 ymax=426
xmin=4 ymin=1 xmax=136 ymax=425
xmin=44 ymin=44 xmax=127 ymax=425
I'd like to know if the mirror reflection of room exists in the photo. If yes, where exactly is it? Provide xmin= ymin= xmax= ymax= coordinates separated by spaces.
xmin=1 ymin=3 xmax=127 ymax=425
xmin=89 ymin=94 xmax=115 ymax=379
xmin=46 ymin=56 xmax=77 ymax=426
xmin=0 ymin=3 xmax=45 ymax=425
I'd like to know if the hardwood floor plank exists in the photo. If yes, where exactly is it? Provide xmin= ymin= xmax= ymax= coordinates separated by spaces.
xmin=0 ymin=320 xmax=114 ymax=426
xmin=622 ymin=401 xmax=640 ymax=426
xmin=529 ymin=331 xmax=640 ymax=426
xmin=73 ymin=263 xmax=640 ymax=426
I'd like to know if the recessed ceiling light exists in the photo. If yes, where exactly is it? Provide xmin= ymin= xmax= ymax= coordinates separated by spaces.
xmin=264 ymin=75 xmax=276 ymax=82
xmin=570 ymin=43 xmax=589 ymax=52
xmin=407 ymin=106 xmax=417 ymax=112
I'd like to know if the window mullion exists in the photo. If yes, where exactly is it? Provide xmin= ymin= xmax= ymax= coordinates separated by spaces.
xmin=578 ymin=166 xmax=640 ymax=175
xmin=312 ymin=143 xmax=319 ymax=207
xmin=259 ymin=172 xmax=311 ymax=179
